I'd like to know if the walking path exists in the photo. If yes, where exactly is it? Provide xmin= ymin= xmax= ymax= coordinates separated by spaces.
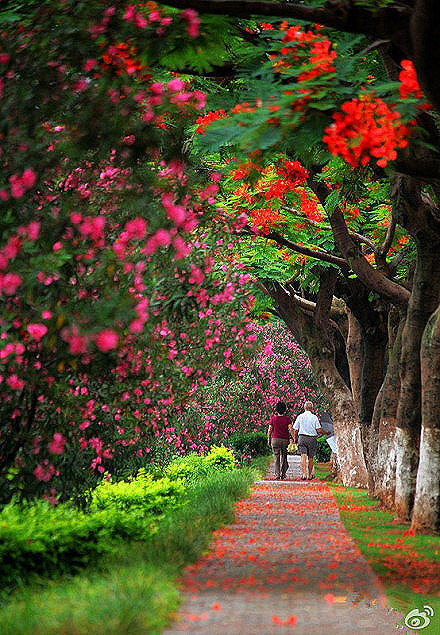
xmin=164 ymin=456 xmax=407 ymax=634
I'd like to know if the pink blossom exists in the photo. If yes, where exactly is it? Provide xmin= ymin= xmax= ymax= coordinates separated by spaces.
xmin=125 ymin=217 xmax=147 ymax=239
xmin=26 ymin=221 xmax=40 ymax=241
xmin=0 ymin=272 xmax=22 ymax=295
xmin=6 ymin=374 xmax=25 ymax=390
xmin=96 ymin=328 xmax=119 ymax=352
xmin=52 ymin=241 xmax=62 ymax=251
xmin=49 ymin=432 xmax=66 ymax=455
xmin=22 ymin=168 xmax=37 ymax=189
xmin=34 ymin=461 xmax=55 ymax=482
xmin=27 ymin=323 xmax=48 ymax=341
xmin=181 ymin=8 xmax=200 ymax=38
xmin=168 ymin=78 xmax=185 ymax=92
xmin=84 ymin=58 xmax=98 ymax=72
xmin=42 ymin=310 xmax=52 ymax=319
xmin=154 ymin=229 xmax=171 ymax=246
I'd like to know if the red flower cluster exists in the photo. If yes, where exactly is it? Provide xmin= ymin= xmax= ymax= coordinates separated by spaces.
xmin=323 ymin=94 xmax=410 ymax=167
xmin=275 ymin=159 xmax=309 ymax=185
xmin=196 ymin=109 xmax=228 ymax=135
xmin=399 ymin=59 xmax=422 ymax=100
xmin=298 ymin=39 xmax=336 ymax=81
xmin=248 ymin=207 xmax=287 ymax=234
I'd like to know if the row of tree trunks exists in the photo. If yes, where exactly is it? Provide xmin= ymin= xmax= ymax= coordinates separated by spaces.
xmin=394 ymin=235 xmax=440 ymax=520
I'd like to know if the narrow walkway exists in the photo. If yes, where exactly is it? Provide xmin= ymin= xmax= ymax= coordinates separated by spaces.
xmin=164 ymin=456 xmax=407 ymax=633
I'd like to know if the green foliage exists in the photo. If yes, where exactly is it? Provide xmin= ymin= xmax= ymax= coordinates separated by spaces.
xmin=0 ymin=466 xmax=259 ymax=634
xmin=0 ymin=471 xmax=186 ymax=588
xmin=164 ymin=453 xmax=210 ymax=484
xmin=204 ymin=444 xmax=236 ymax=471
xmin=90 ymin=470 xmax=185 ymax=514
xmin=228 ymin=431 xmax=272 ymax=459
xmin=316 ymin=437 xmax=332 ymax=462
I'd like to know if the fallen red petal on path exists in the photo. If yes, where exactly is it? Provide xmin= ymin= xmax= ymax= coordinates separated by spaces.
xmin=324 ymin=593 xmax=335 ymax=604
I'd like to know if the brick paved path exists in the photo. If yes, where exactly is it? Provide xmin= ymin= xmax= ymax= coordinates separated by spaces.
xmin=164 ymin=456 xmax=408 ymax=634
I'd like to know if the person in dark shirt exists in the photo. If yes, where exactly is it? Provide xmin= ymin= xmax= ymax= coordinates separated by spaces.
xmin=267 ymin=401 xmax=294 ymax=480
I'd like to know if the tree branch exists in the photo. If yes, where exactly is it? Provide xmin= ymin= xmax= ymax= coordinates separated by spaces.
xmin=314 ymin=268 xmax=338 ymax=330
xmin=329 ymin=205 xmax=410 ymax=308
xmin=282 ymin=206 xmax=376 ymax=250
xmin=394 ymin=157 xmax=440 ymax=180
xmin=243 ymin=225 xmax=349 ymax=269
xmin=376 ymin=216 xmax=397 ymax=267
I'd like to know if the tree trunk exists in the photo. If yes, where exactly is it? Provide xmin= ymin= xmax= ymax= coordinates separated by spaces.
xmin=346 ymin=310 xmax=362 ymax=417
xmin=411 ymin=305 xmax=440 ymax=532
xmin=395 ymin=236 xmax=440 ymax=520
xmin=370 ymin=316 xmax=404 ymax=506
xmin=310 ymin=354 xmax=370 ymax=488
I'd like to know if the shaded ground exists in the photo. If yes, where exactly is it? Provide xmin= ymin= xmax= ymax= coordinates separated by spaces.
xmin=164 ymin=456 xmax=409 ymax=633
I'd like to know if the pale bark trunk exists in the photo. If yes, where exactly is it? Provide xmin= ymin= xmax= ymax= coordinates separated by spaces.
xmin=311 ymin=357 xmax=369 ymax=488
xmin=412 ymin=306 xmax=440 ymax=532
xmin=395 ymin=236 xmax=440 ymax=520
xmin=370 ymin=317 xmax=403 ymax=506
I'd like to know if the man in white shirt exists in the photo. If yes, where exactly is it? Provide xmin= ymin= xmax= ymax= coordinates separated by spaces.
xmin=293 ymin=401 xmax=324 ymax=480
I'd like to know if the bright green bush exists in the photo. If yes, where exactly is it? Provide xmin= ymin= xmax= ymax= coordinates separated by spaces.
xmin=0 ymin=471 xmax=186 ymax=589
xmin=228 ymin=431 xmax=272 ymax=459
xmin=204 ymin=445 xmax=236 ymax=471
xmin=0 ymin=501 xmax=157 ymax=588
xmin=91 ymin=470 xmax=185 ymax=514
xmin=0 ymin=465 xmax=259 ymax=634
xmin=164 ymin=453 xmax=210 ymax=484
xmin=164 ymin=446 xmax=236 ymax=483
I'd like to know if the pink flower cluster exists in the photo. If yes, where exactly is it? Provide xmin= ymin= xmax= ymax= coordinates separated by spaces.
xmin=181 ymin=9 xmax=200 ymax=38
xmin=4 ymin=168 xmax=37 ymax=199
xmin=142 ymin=79 xmax=207 ymax=124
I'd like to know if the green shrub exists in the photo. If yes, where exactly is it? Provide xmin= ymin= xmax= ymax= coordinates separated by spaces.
xmin=164 ymin=447 xmax=235 ymax=483
xmin=0 ymin=471 xmax=186 ymax=589
xmin=228 ymin=431 xmax=272 ymax=458
xmin=316 ymin=436 xmax=332 ymax=462
xmin=164 ymin=453 xmax=210 ymax=484
xmin=0 ymin=466 xmax=259 ymax=634
xmin=91 ymin=470 xmax=185 ymax=514
xmin=204 ymin=445 xmax=236 ymax=471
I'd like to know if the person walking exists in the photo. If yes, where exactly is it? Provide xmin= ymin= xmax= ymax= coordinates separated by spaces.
xmin=293 ymin=401 xmax=324 ymax=480
xmin=267 ymin=402 xmax=294 ymax=480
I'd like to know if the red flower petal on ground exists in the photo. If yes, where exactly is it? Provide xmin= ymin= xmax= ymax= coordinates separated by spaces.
xmin=324 ymin=593 xmax=335 ymax=605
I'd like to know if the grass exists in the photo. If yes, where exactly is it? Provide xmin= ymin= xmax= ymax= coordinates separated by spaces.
xmin=315 ymin=462 xmax=440 ymax=634
xmin=0 ymin=459 xmax=266 ymax=634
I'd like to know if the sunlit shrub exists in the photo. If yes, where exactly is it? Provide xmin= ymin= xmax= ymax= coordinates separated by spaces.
xmin=204 ymin=445 xmax=236 ymax=471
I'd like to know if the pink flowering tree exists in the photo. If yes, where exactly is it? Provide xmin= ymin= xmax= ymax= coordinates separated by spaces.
xmin=0 ymin=2 xmax=259 ymax=502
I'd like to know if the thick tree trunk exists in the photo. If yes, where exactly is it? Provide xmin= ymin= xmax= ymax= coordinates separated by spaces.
xmin=310 ymin=355 xmax=369 ymax=488
xmin=395 ymin=236 xmax=440 ymax=520
xmin=411 ymin=305 xmax=440 ymax=532
xmin=370 ymin=317 xmax=404 ymax=506
xmin=346 ymin=310 xmax=362 ymax=417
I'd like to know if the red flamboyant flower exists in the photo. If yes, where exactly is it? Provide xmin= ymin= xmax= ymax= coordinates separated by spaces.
xmin=323 ymin=94 xmax=410 ymax=167
xmin=399 ymin=59 xmax=422 ymax=100
xmin=195 ymin=110 xmax=228 ymax=135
